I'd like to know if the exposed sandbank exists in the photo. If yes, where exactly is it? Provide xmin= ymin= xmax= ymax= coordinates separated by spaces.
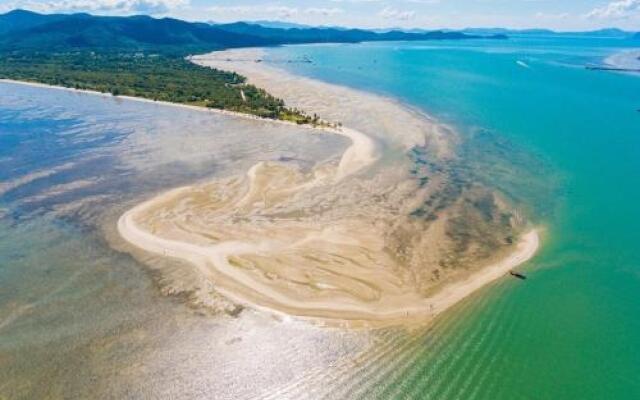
xmin=119 ymin=195 xmax=538 ymax=325
xmin=191 ymin=49 xmax=455 ymax=158
xmin=116 ymin=47 xmax=539 ymax=327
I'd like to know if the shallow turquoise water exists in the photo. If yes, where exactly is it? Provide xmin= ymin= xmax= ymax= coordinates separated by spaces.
xmin=270 ymin=36 xmax=640 ymax=398
xmin=1 ymin=36 xmax=639 ymax=399
xmin=0 ymin=85 xmax=359 ymax=399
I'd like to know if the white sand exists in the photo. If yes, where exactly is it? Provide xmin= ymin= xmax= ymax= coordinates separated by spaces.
xmin=114 ymin=48 xmax=540 ymax=327
xmin=1 ymin=54 xmax=542 ymax=327
xmin=119 ymin=194 xmax=538 ymax=325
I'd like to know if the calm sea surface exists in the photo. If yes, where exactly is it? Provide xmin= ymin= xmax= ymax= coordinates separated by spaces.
xmin=1 ymin=34 xmax=639 ymax=399
xmin=270 ymin=35 xmax=640 ymax=399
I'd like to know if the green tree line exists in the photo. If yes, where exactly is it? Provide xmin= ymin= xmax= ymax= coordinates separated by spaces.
xmin=0 ymin=51 xmax=325 ymax=124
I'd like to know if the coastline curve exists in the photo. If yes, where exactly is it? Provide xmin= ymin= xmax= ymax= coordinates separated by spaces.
xmin=116 ymin=47 xmax=540 ymax=327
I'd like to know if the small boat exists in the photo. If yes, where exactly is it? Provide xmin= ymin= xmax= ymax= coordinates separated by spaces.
xmin=509 ymin=271 xmax=527 ymax=280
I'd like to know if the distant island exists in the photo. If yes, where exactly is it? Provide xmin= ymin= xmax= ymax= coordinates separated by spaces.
xmin=0 ymin=9 xmax=504 ymax=124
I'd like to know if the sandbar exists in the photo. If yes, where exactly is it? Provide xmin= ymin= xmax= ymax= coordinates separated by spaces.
xmin=115 ymin=47 xmax=540 ymax=327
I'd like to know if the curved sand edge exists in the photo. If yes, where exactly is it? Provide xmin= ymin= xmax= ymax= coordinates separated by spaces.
xmin=190 ymin=48 xmax=456 ymax=159
xmin=118 ymin=192 xmax=539 ymax=326
xmin=116 ymin=47 xmax=540 ymax=327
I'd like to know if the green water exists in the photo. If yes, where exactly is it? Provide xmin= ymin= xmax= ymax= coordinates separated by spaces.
xmin=0 ymin=85 xmax=362 ymax=399
xmin=2 ymin=36 xmax=639 ymax=399
xmin=270 ymin=36 xmax=640 ymax=398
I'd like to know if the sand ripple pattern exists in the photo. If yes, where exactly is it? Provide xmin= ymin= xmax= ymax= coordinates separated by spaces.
xmin=117 ymin=49 xmax=538 ymax=326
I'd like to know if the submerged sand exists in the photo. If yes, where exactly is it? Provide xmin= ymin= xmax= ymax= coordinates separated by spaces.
xmin=117 ymin=48 xmax=539 ymax=327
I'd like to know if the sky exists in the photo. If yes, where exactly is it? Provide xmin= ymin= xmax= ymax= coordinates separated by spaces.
xmin=1 ymin=0 xmax=640 ymax=31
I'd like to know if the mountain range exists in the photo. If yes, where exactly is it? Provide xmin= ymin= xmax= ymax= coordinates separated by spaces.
xmin=245 ymin=21 xmax=639 ymax=39
xmin=0 ymin=10 xmax=502 ymax=53
xmin=461 ymin=27 xmax=636 ymax=38
xmin=0 ymin=10 xmax=273 ymax=52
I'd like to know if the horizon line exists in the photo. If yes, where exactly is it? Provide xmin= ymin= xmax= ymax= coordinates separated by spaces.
xmin=2 ymin=8 xmax=639 ymax=34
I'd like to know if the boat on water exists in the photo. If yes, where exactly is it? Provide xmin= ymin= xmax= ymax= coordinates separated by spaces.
xmin=510 ymin=271 xmax=527 ymax=280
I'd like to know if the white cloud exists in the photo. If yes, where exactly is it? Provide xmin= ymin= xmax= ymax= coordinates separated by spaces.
xmin=4 ymin=0 xmax=189 ymax=14
xmin=305 ymin=7 xmax=344 ymax=16
xmin=535 ymin=11 xmax=569 ymax=20
xmin=207 ymin=5 xmax=255 ymax=14
xmin=207 ymin=5 xmax=343 ymax=20
xmin=208 ymin=5 xmax=297 ymax=19
xmin=265 ymin=6 xmax=298 ymax=19
xmin=405 ymin=0 xmax=440 ymax=4
xmin=330 ymin=0 xmax=382 ymax=3
xmin=378 ymin=7 xmax=416 ymax=21
xmin=587 ymin=0 xmax=640 ymax=19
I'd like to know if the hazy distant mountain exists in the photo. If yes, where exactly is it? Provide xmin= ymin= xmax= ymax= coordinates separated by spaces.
xmin=206 ymin=20 xmax=320 ymax=30
xmin=462 ymin=28 xmax=555 ymax=36
xmin=462 ymin=27 xmax=633 ymax=38
xmin=214 ymin=22 xmax=498 ymax=44
xmin=0 ymin=10 xmax=504 ymax=53
xmin=224 ymin=22 xmax=635 ymax=39
xmin=248 ymin=21 xmax=316 ymax=30
xmin=586 ymin=28 xmax=630 ymax=37
xmin=562 ymin=28 xmax=631 ymax=38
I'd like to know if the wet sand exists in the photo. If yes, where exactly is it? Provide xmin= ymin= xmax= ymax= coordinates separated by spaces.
xmin=115 ymin=48 xmax=539 ymax=327
xmin=119 ymin=196 xmax=537 ymax=325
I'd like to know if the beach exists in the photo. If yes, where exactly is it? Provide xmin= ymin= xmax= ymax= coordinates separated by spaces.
xmin=118 ymin=196 xmax=537 ymax=325
xmin=113 ymin=48 xmax=539 ymax=327
xmin=5 ymin=35 xmax=640 ymax=399
xmin=1 ymin=57 xmax=540 ymax=327
xmin=191 ymin=49 xmax=455 ymax=158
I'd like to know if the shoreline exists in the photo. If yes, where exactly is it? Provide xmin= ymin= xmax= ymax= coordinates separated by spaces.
xmin=0 ymin=77 xmax=378 ymax=180
xmin=2 ymin=53 xmax=540 ymax=327
xmin=0 ymin=78 xmax=342 ymax=134
xmin=191 ymin=48 xmax=456 ymax=158
xmin=119 ymin=192 xmax=539 ymax=326
xmin=115 ymin=47 xmax=539 ymax=327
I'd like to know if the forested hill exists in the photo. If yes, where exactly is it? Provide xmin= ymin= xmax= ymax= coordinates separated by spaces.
xmin=0 ymin=9 xmax=502 ymax=53
xmin=212 ymin=22 xmax=489 ymax=44
xmin=0 ymin=10 xmax=274 ymax=52
xmin=0 ymin=9 xmax=503 ymax=126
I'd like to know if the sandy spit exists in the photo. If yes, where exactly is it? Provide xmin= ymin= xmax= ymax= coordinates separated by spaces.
xmin=119 ymin=192 xmax=538 ymax=326
xmin=0 ymin=55 xmax=541 ymax=327
xmin=115 ymin=48 xmax=540 ymax=327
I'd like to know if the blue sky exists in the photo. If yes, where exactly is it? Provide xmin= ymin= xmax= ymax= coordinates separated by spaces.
xmin=1 ymin=0 xmax=640 ymax=30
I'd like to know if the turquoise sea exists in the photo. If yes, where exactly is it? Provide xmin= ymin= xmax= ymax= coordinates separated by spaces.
xmin=270 ymin=35 xmax=640 ymax=399
xmin=1 ymin=35 xmax=639 ymax=399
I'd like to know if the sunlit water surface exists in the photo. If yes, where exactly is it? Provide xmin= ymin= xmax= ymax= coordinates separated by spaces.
xmin=2 ymin=33 xmax=640 ymax=399
xmin=0 ymin=85 xmax=376 ymax=399
xmin=268 ymin=34 xmax=640 ymax=399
